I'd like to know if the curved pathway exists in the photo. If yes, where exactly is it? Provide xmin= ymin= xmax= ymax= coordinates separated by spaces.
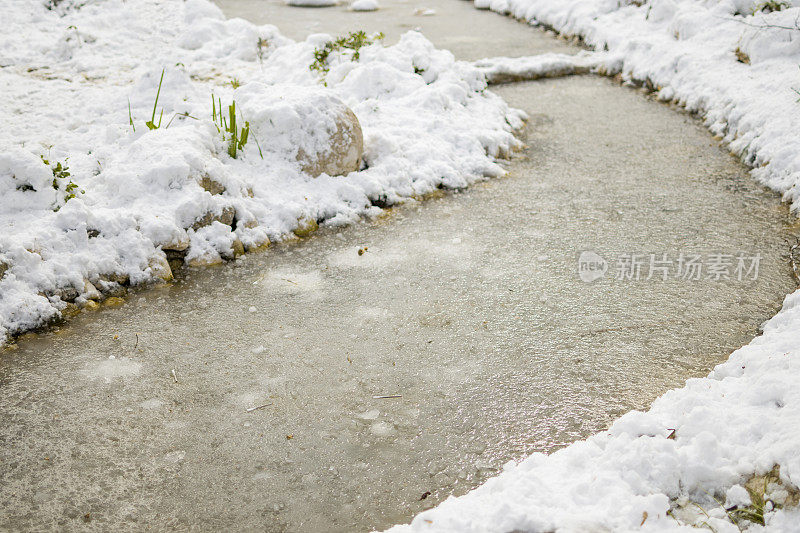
xmin=1 ymin=0 xmax=797 ymax=531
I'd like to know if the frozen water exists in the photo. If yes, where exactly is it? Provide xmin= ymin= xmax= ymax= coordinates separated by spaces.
xmin=0 ymin=0 xmax=798 ymax=531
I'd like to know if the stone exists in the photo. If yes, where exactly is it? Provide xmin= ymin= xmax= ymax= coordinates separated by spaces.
xmin=55 ymin=286 xmax=79 ymax=302
xmin=100 ymin=272 xmax=130 ymax=286
xmin=148 ymin=254 xmax=173 ymax=282
xmin=245 ymin=239 xmax=271 ymax=253
xmin=95 ymin=280 xmax=126 ymax=298
xmin=191 ymin=206 xmax=236 ymax=231
xmin=161 ymin=235 xmax=190 ymax=252
xmin=82 ymin=280 xmax=102 ymax=301
xmin=220 ymin=238 xmax=245 ymax=260
xmin=297 ymin=106 xmax=363 ymax=178
xmin=60 ymin=303 xmax=80 ymax=318
xmin=293 ymin=218 xmax=319 ymax=238
xmin=186 ymin=254 xmax=224 ymax=268
xmin=197 ymin=175 xmax=226 ymax=195
xmin=231 ymin=239 xmax=245 ymax=258
xmin=0 ymin=261 xmax=8 ymax=281
xmin=81 ymin=300 xmax=100 ymax=311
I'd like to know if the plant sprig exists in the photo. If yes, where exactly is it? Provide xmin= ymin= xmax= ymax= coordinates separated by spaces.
xmin=310 ymin=30 xmax=384 ymax=79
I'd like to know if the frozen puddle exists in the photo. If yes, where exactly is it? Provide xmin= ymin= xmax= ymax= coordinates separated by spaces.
xmin=1 ymin=0 xmax=799 ymax=531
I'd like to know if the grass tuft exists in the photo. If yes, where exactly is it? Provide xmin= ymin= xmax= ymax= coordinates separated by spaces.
xmin=145 ymin=68 xmax=165 ymax=131
xmin=212 ymin=94 xmax=262 ymax=159
xmin=309 ymin=31 xmax=384 ymax=80
xmin=753 ymin=0 xmax=790 ymax=13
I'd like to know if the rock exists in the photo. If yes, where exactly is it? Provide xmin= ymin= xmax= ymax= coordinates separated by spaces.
xmin=191 ymin=206 xmax=236 ymax=231
xmin=148 ymin=254 xmax=173 ymax=282
xmin=55 ymin=285 xmax=80 ymax=302
xmin=0 ymin=261 xmax=8 ymax=281
xmin=100 ymin=272 xmax=130 ymax=286
xmin=220 ymin=238 xmax=245 ymax=260
xmin=61 ymin=303 xmax=80 ymax=318
xmin=81 ymin=300 xmax=100 ymax=311
xmin=197 ymin=175 xmax=226 ymax=195
xmin=161 ymin=235 xmax=190 ymax=252
xmin=163 ymin=245 xmax=188 ymax=273
xmin=94 ymin=280 xmax=125 ymax=298
xmin=293 ymin=218 xmax=319 ymax=238
xmin=231 ymin=239 xmax=245 ymax=258
xmin=82 ymin=280 xmax=102 ymax=301
xmin=298 ymin=106 xmax=363 ymax=177
xmin=186 ymin=254 xmax=224 ymax=268
xmin=245 ymin=239 xmax=271 ymax=253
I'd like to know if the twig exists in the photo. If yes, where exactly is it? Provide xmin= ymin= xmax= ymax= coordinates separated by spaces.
xmin=133 ymin=333 xmax=139 ymax=351
xmin=246 ymin=402 xmax=273 ymax=412
xmin=373 ymin=394 xmax=402 ymax=399
xmin=713 ymin=12 xmax=800 ymax=31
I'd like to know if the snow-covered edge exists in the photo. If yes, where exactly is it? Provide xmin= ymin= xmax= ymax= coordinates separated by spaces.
xmin=387 ymin=1 xmax=800 ymax=531
xmin=0 ymin=0 xmax=525 ymax=345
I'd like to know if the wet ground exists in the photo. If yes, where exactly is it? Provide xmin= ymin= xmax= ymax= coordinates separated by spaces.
xmin=1 ymin=0 xmax=798 ymax=531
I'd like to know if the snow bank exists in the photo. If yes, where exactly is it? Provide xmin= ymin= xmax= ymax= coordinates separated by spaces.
xmin=473 ymin=51 xmax=606 ymax=84
xmin=0 ymin=0 xmax=524 ymax=343
xmin=387 ymin=0 xmax=800 ymax=531
xmin=350 ymin=0 xmax=381 ymax=11
xmin=478 ymin=0 xmax=800 ymax=212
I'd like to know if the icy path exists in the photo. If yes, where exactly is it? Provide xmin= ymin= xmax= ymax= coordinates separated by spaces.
xmin=0 ymin=0 xmax=797 ymax=531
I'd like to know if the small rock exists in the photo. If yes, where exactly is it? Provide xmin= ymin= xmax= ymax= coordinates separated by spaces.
xmin=245 ymin=239 xmax=271 ymax=253
xmin=298 ymin=105 xmax=363 ymax=178
xmin=148 ymin=254 xmax=174 ymax=282
xmin=197 ymin=175 xmax=226 ymax=195
xmin=191 ymin=206 xmax=236 ymax=231
xmin=55 ymin=285 xmax=80 ymax=302
xmin=293 ymin=218 xmax=319 ymax=238
xmin=161 ymin=235 xmax=190 ymax=252
xmin=82 ymin=280 xmax=102 ymax=301
xmin=231 ymin=239 xmax=245 ymax=258
xmin=81 ymin=300 xmax=100 ymax=311
xmin=94 ymin=279 xmax=125 ymax=297
xmin=185 ymin=250 xmax=224 ymax=267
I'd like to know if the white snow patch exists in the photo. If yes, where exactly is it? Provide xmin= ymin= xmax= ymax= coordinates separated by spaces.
xmin=286 ymin=0 xmax=338 ymax=6
xmin=350 ymin=0 xmax=380 ymax=11
xmin=83 ymin=357 xmax=142 ymax=382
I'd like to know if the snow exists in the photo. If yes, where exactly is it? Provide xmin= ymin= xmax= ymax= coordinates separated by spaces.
xmin=0 ymin=0 xmax=523 ymax=343
xmin=473 ymin=51 xmax=606 ymax=84
xmin=350 ymin=0 xmax=380 ymax=11
xmin=286 ymin=0 xmax=339 ymax=6
xmin=386 ymin=0 xmax=800 ymax=531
